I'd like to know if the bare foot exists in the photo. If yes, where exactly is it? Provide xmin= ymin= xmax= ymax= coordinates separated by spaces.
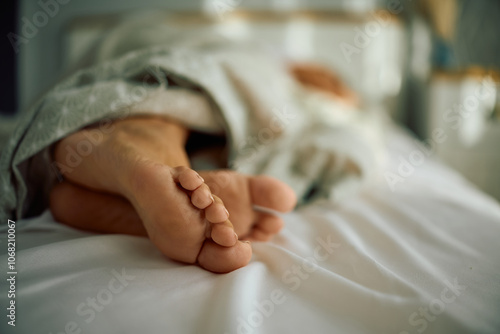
xmin=51 ymin=117 xmax=251 ymax=273
xmin=127 ymin=161 xmax=252 ymax=273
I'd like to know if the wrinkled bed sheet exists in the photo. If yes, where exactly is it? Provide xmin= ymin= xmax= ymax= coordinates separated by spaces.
xmin=1 ymin=130 xmax=499 ymax=334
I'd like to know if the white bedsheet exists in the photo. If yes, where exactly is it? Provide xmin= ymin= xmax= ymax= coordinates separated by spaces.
xmin=1 ymin=130 xmax=500 ymax=334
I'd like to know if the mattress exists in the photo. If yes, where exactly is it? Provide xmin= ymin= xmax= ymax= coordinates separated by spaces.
xmin=1 ymin=127 xmax=499 ymax=334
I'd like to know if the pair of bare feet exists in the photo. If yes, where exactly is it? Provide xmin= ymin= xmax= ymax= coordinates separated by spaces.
xmin=49 ymin=117 xmax=297 ymax=273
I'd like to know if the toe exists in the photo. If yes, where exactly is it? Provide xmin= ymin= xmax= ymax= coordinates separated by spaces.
xmin=172 ymin=166 xmax=204 ymax=191
xmin=191 ymin=183 xmax=214 ymax=209
xmin=246 ymin=228 xmax=273 ymax=242
xmin=247 ymin=214 xmax=283 ymax=242
xmin=205 ymin=195 xmax=230 ymax=223
xmin=249 ymin=175 xmax=297 ymax=213
xmin=254 ymin=213 xmax=284 ymax=235
xmin=197 ymin=239 xmax=252 ymax=273
xmin=211 ymin=219 xmax=238 ymax=247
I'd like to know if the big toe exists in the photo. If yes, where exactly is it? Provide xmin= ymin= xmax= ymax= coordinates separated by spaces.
xmin=197 ymin=240 xmax=252 ymax=273
xmin=246 ymin=213 xmax=284 ymax=242
xmin=249 ymin=175 xmax=297 ymax=213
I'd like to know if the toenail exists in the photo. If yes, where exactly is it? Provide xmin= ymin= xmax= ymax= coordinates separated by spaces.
xmin=234 ymin=232 xmax=238 ymax=241
xmin=210 ymin=194 xmax=214 ymax=203
xmin=242 ymin=240 xmax=251 ymax=244
xmin=196 ymin=174 xmax=204 ymax=182
xmin=224 ymin=208 xmax=230 ymax=217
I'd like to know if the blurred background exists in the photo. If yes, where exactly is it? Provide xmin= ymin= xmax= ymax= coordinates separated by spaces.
xmin=1 ymin=0 xmax=499 ymax=199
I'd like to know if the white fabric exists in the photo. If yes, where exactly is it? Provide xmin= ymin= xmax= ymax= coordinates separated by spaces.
xmin=1 ymin=129 xmax=499 ymax=334
xmin=132 ymin=87 xmax=224 ymax=134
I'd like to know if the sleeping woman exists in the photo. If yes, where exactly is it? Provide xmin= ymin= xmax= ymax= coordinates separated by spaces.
xmin=0 ymin=13 xmax=381 ymax=273
xmin=49 ymin=63 xmax=360 ymax=273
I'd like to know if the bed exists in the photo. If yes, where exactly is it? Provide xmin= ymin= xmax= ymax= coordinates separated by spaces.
xmin=2 ymin=127 xmax=500 ymax=333
xmin=1 ymin=9 xmax=500 ymax=334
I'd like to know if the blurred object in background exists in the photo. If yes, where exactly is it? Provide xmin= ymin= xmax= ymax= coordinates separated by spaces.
xmin=401 ymin=0 xmax=500 ymax=138
xmin=453 ymin=0 xmax=500 ymax=70
xmin=419 ymin=0 xmax=458 ymax=69
xmin=419 ymin=0 xmax=500 ymax=201
xmin=371 ymin=0 xmax=500 ymax=200
xmin=428 ymin=70 xmax=500 ymax=201
xmin=419 ymin=0 xmax=500 ymax=70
